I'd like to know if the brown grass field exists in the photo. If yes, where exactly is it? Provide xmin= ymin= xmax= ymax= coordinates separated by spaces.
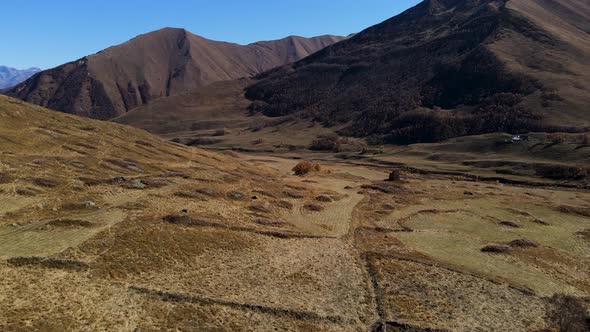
xmin=1 ymin=95 xmax=590 ymax=331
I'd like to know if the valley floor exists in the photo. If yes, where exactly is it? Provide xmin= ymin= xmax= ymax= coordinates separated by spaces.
xmin=1 ymin=147 xmax=589 ymax=331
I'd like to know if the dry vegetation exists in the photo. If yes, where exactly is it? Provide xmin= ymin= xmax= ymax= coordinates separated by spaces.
xmin=545 ymin=294 xmax=590 ymax=332
xmin=1 ymin=95 xmax=590 ymax=331
xmin=292 ymin=161 xmax=322 ymax=176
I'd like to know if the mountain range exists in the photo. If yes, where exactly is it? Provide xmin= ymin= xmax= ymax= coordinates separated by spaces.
xmin=5 ymin=28 xmax=344 ymax=119
xmin=0 ymin=66 xmax=41 ymax=90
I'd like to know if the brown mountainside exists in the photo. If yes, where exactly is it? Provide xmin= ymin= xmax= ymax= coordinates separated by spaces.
xmin=5 ymin=28 xmax=344 ymax=120
xmin=245 ymin=0 xmax=590 ymax=144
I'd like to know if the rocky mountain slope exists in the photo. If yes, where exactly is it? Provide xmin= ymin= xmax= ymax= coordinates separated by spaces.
xmin=0 ymin=66 xmax=40 ymax=89
xmin=4 ymin=28 xmax=344 ymax=119
xmin=245 ymin=0 xmax=590 ymax=143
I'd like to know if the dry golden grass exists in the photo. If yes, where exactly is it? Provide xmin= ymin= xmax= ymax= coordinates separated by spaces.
xmin=1 ymin=95 xmax=589 ymax=331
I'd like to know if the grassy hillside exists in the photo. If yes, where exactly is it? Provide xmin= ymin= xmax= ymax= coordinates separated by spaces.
xmin=245 ymin=0 xmax=590 ymax=144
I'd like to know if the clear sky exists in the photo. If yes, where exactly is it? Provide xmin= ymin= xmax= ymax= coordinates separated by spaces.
xmin=1 ymin=0 xmax=421 ymax=70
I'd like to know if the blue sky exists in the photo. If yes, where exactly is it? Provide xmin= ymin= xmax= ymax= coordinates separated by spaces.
xmin=1 ymin=1 xmax=421 ymax=70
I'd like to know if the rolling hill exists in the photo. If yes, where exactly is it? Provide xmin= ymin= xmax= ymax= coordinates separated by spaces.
xmin=4 ymin=28 xmax=344 ymax=120
xmin=245 ymin=0 xmax=590 ymax=144
xmin=0 ymin=66 xmax=40 ymax=89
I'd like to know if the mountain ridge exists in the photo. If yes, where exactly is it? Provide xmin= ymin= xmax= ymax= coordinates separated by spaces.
xmin=5 ymin=28 xmax=344 ymax=120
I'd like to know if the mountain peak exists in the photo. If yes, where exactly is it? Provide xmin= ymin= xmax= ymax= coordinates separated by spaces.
xmin=4 ymin=30 xmax=344 ymax=119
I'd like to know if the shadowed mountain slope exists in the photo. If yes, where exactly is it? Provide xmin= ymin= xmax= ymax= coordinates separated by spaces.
xmin=245 ymin=0 xmax=590 ymax=144
xmin=4 ymin=28 xmax=344 ymax=120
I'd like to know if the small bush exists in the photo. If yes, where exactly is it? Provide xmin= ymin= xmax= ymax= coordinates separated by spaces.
xmin=545 ymin=294 xmax=589 ymax=332
xmin=304 ymin=204 xmax=324 ymax=212
xmin=292 ymin=161 xmax=321 ymax=175
xmin=16 ymin=188 xmax=38 ymax=196
xmin=575 ymin=229 xmax=590 ymax=241
xmin=315 ymin=195 xmax=333 ymax=202
xmin=194 ymin=187 xmax=221 ymax=197
xmin=387 ymin=170 xmax=402 ymax=182
xmin=499 ymin=220 xmax=521 ymax=228
xmin=7 ymin=256 xmax=88 ymax=271
xmin=541 ymin=90 xmax=564 ymax=107
xmin=227 ymin=191 xmax=246 ymax=201
xmin=61 ymin=202 xmax=99 ymax=210
xmin=0 ymin=172 xmax=12 ymax=184
xmin=533 ymin=218 xmax=551 ymax=226
xmin=274 ymin=200 xmax=294 ymax=210
xmin=32 ymin=178 xmax=59 ymax=188
xmin=548 ymin=133 xmax=569 ymax=144
xmin=509 ymin=238 xmax=539 ymax=248
xmin=254 ymin=218 xmax=286 ymax=226
xmin=212 ymin=129 xmax=226 ymax=137
xmin=46 ymin=219 xmax=95 ymax=228
xmin=135 ymin=140 xmax=154 ymax=147
xmin=310 ymin=135 xmax=341 ymax=151
xmin=249 ymin=122 xmax=265 ymax=132
xmin=284 ymin=191 xmax=304 ymax=199
xmin=249 ymin=204 xmax=272 ymax=213
xmin=481 ymin=244 xmax=512 ymax=253
xmin=163 ymin=214 xmax=217 ymax=227
xmin=558 ymin=205 xmax=590 ymax=218
xmin=78 ymin=177 xmax=108 ymax=186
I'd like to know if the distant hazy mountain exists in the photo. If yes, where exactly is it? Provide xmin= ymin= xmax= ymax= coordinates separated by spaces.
xmin=5 ymin=28 xmax=345 ymax=120
xmin=0 ymin=66 xmax=41 ymax=89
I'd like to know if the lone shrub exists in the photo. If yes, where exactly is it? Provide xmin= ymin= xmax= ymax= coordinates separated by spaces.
xmin=212 ymin=129 xmax=226 ymax=137
xmin=387 ymin=170 xmax=402 ymax=182
xmin=499 ymin=220 xmax=521 ymax=228
xmin=304 ymin=204 xmax=324 ymax=212
xmin=310 ymin=135 xmax=341 ymax=151
xmin=0 ymin=172 xmax=12 ymax=184
xmin=274 ymin=200 xmax=294 ymax=210
xmin=481 ymin=244 xmax=512 ymax=253
xmin=315 ymin=195 xmax=333 ymax=202
xmin=545 ymin=294 xmax=589 ymax=332
xmin=508 ymin=238 xmax=539 ymax=248
xmin=32 ymin=178 xmax=59 ymax=188
xmin=292 ymin=161 xmax=321 ymax=175
xmin=549 ymin=133 xmax=569 ymax=144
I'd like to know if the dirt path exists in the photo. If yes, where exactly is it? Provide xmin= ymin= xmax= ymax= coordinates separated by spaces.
xmin=242 ymin=155 xmax=390 ymax=328
xmin=243 ymin=155 xmax=386 ymax=239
